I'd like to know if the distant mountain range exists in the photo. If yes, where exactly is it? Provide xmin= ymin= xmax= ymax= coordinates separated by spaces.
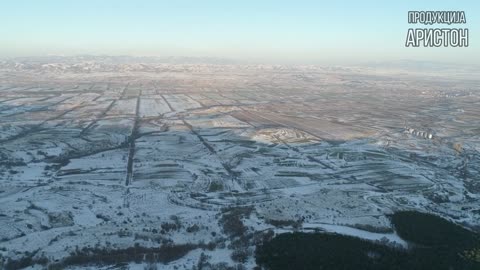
xmin=1 ymin=56 xmax=479 ymax=76
xmin=0 ymin=55 xmax=239 ymax=73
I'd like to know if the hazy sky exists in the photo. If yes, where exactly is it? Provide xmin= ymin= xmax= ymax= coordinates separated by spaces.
xmin=0 ymin=0 xmax=478 ymax=64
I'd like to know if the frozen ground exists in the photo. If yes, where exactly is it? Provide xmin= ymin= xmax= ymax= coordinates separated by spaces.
xmin=0 ymin=58 xmax=479 ymax=269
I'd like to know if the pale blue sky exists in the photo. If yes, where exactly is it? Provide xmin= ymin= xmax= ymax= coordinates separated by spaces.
xmin=0 ymin=0 xmax=477 ymax=63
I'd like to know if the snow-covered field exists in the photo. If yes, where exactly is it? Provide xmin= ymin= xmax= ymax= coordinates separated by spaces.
xmin=0 ymin=62 xmax=479 ymax=269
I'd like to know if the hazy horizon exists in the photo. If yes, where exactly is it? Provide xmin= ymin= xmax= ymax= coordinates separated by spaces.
xmin=1 ymin=0 xmax=478 ymax=64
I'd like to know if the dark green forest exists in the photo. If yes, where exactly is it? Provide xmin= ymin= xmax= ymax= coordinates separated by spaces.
xmin=255 ymin=211 xmax=480 ymax=270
